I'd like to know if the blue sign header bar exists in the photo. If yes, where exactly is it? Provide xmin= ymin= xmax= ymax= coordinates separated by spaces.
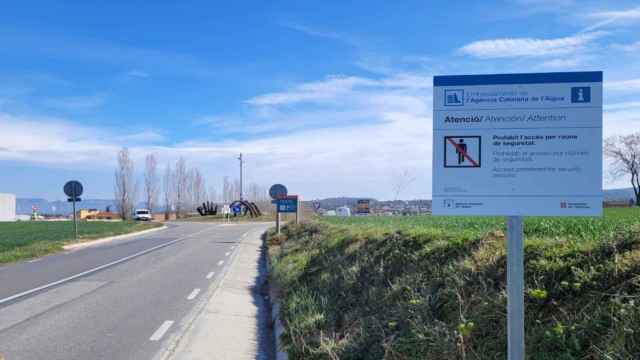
xmin=434 ymin=71 xmax=602 ymax=87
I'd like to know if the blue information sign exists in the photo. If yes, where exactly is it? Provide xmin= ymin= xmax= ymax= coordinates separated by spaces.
xmin=277 ymin=198 xmax=298 ymax=213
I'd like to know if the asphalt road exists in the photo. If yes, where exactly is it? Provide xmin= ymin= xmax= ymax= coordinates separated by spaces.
xmin=0 ymin=221 xmax=270 ymax=360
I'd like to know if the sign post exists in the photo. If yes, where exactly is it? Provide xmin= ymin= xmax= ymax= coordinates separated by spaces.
xmin=64 ymin=180 xmax=83 ymax=241
xmin=507 ymin=216 xmax=524 ymax=359
xmin=432 ymin=72 xmax=603 ymax=359
xmin=269 ymin=184 xmax=288 ymax=234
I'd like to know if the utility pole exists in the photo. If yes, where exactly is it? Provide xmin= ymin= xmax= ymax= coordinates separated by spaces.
xmin=238 ymin=153 xmax=243 ymax=201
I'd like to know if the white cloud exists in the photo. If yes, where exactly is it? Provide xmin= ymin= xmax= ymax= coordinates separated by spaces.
xmin=613 ymin=41 xmax=640 ymax=52
xmin=582 ymin=6 xmax=640 ymax=32
xmin=246 ymin=76 xmax=377 ymax=106
xmin=604 ymin=101 xmax=640 ymax=111
xmin=588 ymin=7 xmax=640 ymax=21
xmin=245 ymin=73 xmax=431 ymax=107
xmin=605 ymin=78 xmax=640 ymax=92
xmin=458 ymin=32 xmax=605 ymax=59
xmin=1 ymin=71 xmax=435 ymax=199
xmin=604 ymin=106 xmax=640 ymax=138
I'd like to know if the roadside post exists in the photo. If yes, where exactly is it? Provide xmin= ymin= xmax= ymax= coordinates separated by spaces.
xmin=222 ymin=204 xmax=230 ymax=223
xmin=269 ymin=184 xmax=288 ymax=234
xmin=64 ymin=180 xmax=83 ymax=241
xmin=432 ymin=72 xmax=603 ymax=359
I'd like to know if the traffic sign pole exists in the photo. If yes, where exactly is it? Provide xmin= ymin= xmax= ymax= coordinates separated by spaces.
xmin=507 ymin=216 xmax=524 ymax=360
xmin=72 ymin=198 xmax=78 ymax=241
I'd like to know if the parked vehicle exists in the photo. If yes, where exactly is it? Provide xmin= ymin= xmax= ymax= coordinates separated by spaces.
xmin=134 ymin=209 xmax=152 ymax=221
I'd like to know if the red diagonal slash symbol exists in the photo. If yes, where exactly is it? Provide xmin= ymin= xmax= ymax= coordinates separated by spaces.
xmin=447 ymin=137 xmax=479 ymax=167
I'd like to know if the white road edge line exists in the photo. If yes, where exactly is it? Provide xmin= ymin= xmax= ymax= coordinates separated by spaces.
xmin=186 ymin=288 xmax=201 ymax=300
xmin=217 ymin=260 xmax=224 ymax=266
xmin=150 ymin=320 xmax=174 ymax=341
xmin=206 ymin=272 xmax=215 ymax=279
xmin=0 ymin=227 xmax=213 ymax=306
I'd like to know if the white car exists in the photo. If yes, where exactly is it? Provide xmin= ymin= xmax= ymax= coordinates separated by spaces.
xmin=134 ymin=209 xmax=152 ymax=221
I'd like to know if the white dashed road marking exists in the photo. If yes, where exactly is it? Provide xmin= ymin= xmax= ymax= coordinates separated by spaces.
xmin=150 ymin=321 xmax=174 ymax=341
xmin=217 ymin=260 xmax=224 ymax=266
xmin=225 ymin=252 xmax=230 ymax=256
xmin=206 ymin=272 xmax=215 ymax=279
xmin=187 ymin=288 xmax=201 ymax=300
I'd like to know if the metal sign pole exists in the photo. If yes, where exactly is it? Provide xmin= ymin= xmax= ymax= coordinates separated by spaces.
xmin=507 ymin=216 xmax=524 ymax=360
xmin=295 ymin=200 xmax=299 ymax=224
xmin=276 ymin=208 xmax=281 ymax=235
xmin=72 ymin=198 xmax=78 ymax=241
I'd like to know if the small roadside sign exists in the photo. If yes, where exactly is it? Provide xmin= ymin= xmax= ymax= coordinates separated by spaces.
xmin=63 ymin=180 xmax=83 ymax=241
xmin=269 ymin=184 xmax=287 ymax=200
xmin=356 ymin=199 xmax=370 ymax=214
xmin=277 ymin=195 xmax=298 ymax=213
xmin=64 ymin=180 xmax=83 ymax=200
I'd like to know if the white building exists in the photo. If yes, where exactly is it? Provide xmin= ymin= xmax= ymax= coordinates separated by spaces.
xmin=0 ymin=193 xmax=16 ymax=221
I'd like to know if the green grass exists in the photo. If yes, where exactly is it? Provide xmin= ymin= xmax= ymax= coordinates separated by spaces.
xmin=0 ymin=220 xmax=162 ymax=264
xmin=267 ymin=208 xmax=640 ymax=359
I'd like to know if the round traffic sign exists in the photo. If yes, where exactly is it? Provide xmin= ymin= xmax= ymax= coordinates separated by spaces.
xmin=269 ymin=184 xmax=287 ymax=199
xmin=64 ymin=180 xmax=84 ymax=198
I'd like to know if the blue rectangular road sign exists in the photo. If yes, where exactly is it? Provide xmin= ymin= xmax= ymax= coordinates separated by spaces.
xmin=277 ymin=197 xmax=298 ymax=213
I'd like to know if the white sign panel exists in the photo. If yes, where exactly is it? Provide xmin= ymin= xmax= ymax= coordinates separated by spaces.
xmin=432 ymin=72 xmax=603 ymax=216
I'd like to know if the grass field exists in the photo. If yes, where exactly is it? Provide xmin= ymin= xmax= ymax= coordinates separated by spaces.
xmin=268 ymin=208 xmax=640 ymax=359
xmin=0 ymin=221 xmax=162 ymax=264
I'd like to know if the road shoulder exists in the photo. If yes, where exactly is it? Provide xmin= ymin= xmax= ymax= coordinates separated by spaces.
xmin=161 ymin=225 xmax=273 ymax=360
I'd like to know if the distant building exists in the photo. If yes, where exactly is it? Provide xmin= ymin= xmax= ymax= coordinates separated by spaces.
xmin=79 ymin=209 xmax=100 ymax=219
xmin=336 ymin=206 xmax=351 ymax=217
xmin=0 ymin=193 xmax=16 ymax=221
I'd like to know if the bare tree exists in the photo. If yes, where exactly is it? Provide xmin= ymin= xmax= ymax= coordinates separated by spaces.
xmin=247 ymin=183 xmax=268 ymax=202
xmin=223 ymin=176 xmax=233 ymax=203
xmin=185 ymin=168 xmax=195 ymax=211
xmin=208 ymin=185 xmax=218 ymax=203
xmin=605 ymin=133 xmax=640 ymax=206
xmin=233 ymin=179 xmax=241 ymax=200
xmin=163 ymin=163 xmax=174 ymax=219
xmin=391 ymin=169 xmax=417 ymax=201
xmin=144 ymin=154 xmax=159 ymax=212
xmin=174 ymin=157 xmax=188 ymax=217
xmin=114 ymin=147 xmax=136 ymax=220
xmin=192 ymin=168 xmax=206 ymax=207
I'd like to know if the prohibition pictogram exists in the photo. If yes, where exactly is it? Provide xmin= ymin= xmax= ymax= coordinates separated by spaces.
xmin=444 ymin=136 xmax=481 ymax=168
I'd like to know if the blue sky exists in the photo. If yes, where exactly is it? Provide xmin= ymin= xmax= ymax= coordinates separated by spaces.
xmin=1 ymin=0 xmax=639 ymax=200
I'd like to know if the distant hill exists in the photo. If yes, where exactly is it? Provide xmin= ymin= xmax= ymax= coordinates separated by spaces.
xmin=314 ymin=197 xmax=432 ymax=210
xmin=315 ymin=197 xmax=376 ymax=209
xmin=604 ymin=188 xmax=636 ymax=201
